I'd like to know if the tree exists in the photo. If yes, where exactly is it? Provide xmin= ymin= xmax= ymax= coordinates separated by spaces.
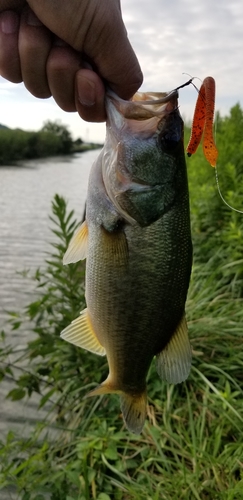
xmin=41 ymin=120 xmax=73 ymax=154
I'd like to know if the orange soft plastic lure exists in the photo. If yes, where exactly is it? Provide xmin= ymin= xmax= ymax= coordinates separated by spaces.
xmin=186 ymin=76 xmax=218 ymax=167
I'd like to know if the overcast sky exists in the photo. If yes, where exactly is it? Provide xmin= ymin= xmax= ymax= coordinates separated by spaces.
xmin=1 ymin=0 xmax=243 ymax=142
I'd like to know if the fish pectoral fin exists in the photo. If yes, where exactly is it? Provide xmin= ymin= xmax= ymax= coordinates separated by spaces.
xmin=156 ymin=313 xmax=192 ymax=384
xmin=63 ymin=220 xmax=88 ymax=264
xmin=101 ymin=226 xmax=129 ymax=269
xmin=60 ymin=308 xmax=106 ymax=356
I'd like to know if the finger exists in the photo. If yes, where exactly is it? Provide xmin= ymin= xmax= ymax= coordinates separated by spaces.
xmin=85 ymin=13 xmax=143 ymax=100
xmin=27 ymin=0 xmax=143 ymax=99
xmin=0 ymin=10 xmax=22 ymax=82
xmin=75 ymin=69 xmax=106 ymax=123
xmin=0 ymin=1 xmax=26 ymax=13
xmin=47 ymin=44 xmax=81 ymax=112
xmin=18 ymin=6 xmax=52 ymax=98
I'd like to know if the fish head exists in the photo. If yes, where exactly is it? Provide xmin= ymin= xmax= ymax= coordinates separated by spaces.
xmin=102 ymin=89 xmax=187 ymax=226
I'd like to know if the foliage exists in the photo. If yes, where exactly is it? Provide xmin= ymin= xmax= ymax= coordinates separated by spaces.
xmin=0 ymin=121 xmax=103 ymax=165
xmin=0 ymin=122 xmax=71 ymax=164
xmin=185 ymin=103 xmax=243 ymax=295
xmin=1 ymin=104 xmax=243 ymax=499
xmin=41 ymin=120 xmax=73 ymax=154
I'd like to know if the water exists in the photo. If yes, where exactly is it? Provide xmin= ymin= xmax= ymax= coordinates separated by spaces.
xmin=0 ymin=151 xmax=98 ymax=443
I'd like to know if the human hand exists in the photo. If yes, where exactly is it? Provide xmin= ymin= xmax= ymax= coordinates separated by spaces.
xmin=0 ymin=0 xmax=143 ymax=122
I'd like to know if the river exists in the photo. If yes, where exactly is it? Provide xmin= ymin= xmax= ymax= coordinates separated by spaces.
xmin=0 ymin=151 xmax=98 ymax=448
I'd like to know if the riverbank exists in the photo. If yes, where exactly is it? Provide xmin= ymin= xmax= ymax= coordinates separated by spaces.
xmin=0 ymin=122 xmax=102 ymax=165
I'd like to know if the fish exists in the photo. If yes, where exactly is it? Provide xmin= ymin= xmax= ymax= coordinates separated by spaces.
xmin=186 ymin=76 xmax=218 ymax=167
xmin=61 ymin=87 xmax=193 ymax=434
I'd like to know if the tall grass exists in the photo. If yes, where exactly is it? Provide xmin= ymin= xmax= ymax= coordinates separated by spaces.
xmin=1 ymin=188 xmax=243 ymax=499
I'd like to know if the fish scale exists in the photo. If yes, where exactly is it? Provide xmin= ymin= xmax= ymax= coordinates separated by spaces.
xmin=61 ymin=89 xmax=192 ymax=433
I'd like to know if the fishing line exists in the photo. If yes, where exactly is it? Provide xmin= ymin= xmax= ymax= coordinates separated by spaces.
xmin=215 ymin=165 xmax=243 ymax=214
xmin=180 ymin=73 xmax=202 ymax=94
xmin=213 ymin=116 xmax=243 ymax=214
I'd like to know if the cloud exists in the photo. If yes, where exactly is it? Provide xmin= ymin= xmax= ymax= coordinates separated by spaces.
xmin=122 ymin=0 xmax=243 ymax=116
xmin=0 ymin=80 xmax=106 ymax=142
xmin=0 ymin=0 xmax=243 ymax=140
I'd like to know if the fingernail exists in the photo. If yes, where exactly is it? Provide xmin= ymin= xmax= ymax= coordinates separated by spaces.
xmin=78 ymin=78 xmax=96 ymax=106
xmin=1 ymin=11 xmax=18 ymax=34
xmin=26 ymin=10 xmax=43 ymax=27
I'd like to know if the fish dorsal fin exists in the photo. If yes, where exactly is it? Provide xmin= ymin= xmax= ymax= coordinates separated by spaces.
xmin=60 ymin=308 xmax=106 ymax=356
xmin=156 ymin=313 xmax=191 ymax=384
xmin=63 ymin=220 xmax=88 ymax=264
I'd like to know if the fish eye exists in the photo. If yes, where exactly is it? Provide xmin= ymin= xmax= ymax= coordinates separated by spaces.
xmin=159 ymin=113 xmax=182 ymax=153
xmin=159 ymin=129 xmax=181 ymax=153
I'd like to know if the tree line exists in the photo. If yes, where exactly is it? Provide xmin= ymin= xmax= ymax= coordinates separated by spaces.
xmin=0 ymin=120 xmax=101 ymax=165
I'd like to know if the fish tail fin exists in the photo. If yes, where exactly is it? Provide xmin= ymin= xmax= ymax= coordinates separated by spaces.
xmin=120 ymin=391 xmax=147 ymax=434
xmin=85 ymin=378 xmax=147 ymax=434
xmin=85 ymin=377 xmax=121 ymax=398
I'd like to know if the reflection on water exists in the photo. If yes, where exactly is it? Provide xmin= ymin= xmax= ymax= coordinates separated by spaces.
xmin=0 ymin=151 xmax=98 ymax=444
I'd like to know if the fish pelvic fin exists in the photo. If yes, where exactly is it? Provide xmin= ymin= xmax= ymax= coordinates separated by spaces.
xmin=63 ymin=220 xmax=88 ymax=264
xmin=86 ymin=379 xmax=147 ymax=434
xmin=156 ymin=313 xmax=192 ymax=384
xmin=60 ymin=308 xmax=106 ymax=356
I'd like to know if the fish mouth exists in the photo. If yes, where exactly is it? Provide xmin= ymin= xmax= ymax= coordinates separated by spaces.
xmin=128 ymin=89 xmax=178 ymax=118
xmin=102 ymin=88 xmax=183 ymax=226
xmin=106 ymin=89 xmax=179 ymax=137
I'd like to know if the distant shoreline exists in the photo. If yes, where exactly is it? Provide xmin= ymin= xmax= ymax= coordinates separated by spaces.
xmin=0 ymin=121 xmax=103 ymax=166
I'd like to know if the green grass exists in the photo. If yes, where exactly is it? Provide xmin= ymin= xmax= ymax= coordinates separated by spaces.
xmin=0 ymin=192 xmax=243 ymax=500
xmin=1 ymin=103 xmax=243 ymax=499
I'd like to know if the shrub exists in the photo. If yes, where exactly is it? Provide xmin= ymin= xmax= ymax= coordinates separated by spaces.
xmin=1 ymin=191 xmax=243 ymax=499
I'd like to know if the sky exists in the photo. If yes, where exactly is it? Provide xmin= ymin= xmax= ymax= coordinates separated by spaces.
xmin=1 ymin=0 xmax=243 ymax=143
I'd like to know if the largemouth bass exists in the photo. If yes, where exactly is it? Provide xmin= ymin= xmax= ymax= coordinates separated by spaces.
xmin=61 ymin=88 xmax=193 ymax=434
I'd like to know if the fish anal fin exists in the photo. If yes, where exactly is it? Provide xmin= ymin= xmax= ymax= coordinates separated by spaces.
xmin=60 ymin=308 xmax=106 ymax=356
xmin=63 ymin=220 xmax=88 ymax=264
xmin=156 ymin=313 xmax=192 ymax=384
xmin=85 ymin=376 xmax=121 ymax=398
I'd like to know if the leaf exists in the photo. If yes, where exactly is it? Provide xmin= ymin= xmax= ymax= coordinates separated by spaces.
xmin=104 ymin=446 xmax=118 ymax=461
xmin=39 ymin=388 xmax=56 ymax=409
xmin=0 ymin=330 xmax=5 ymax=340
xmin=11 ymin=321 xmax=22 ymax=330
xmin=22 ymin=493 xmax=31 ymax=500
xmin=66 ymin=470 xmax=81 ymax=488
xmin=7 ymin=388 xmax=26 ymax=401
xmin=87 ymin=467 xmax=96 ymax=484
xmin=97 ymin=494 xmax=111 ymax=500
